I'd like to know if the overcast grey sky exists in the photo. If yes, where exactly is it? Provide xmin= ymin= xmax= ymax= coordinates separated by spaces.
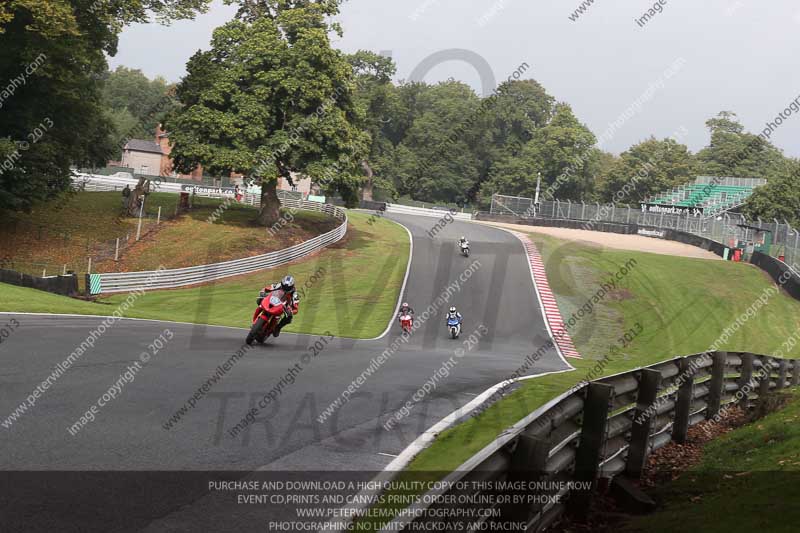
xmin=109 ymin=0 xmax=800 ymax=157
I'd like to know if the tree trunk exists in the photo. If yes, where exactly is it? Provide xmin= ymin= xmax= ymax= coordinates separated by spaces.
xmin=126 ymin=177 xmax=148 ymax=217
xmin=361 ymin=160 xmax=374 ymax=202
xmin=258 ymin=178 xmax=281 ymax=226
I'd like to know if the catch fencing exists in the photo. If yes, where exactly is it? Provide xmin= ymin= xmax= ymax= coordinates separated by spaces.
xmin=490 ymin=194 xmax=800 ymax=269
xmin=385 ymin=351 xmax=800 ymax=532
xmin=87 ymin=198 xmax=346 ymax=295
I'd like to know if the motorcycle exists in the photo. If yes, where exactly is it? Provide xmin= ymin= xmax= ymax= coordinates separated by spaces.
xmin=246 ymin=289 xmax=296 ymax=345
xmin=447 ymin=316 xmax=462 ymax=339
xmin=459 ymin=241 xmax=470 ymax=257
xmin=399 ymin=314 xmax=413 ymax=334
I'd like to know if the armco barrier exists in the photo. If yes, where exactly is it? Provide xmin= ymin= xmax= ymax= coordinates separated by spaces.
xmin=87 ymin=199 xmax=346 ymax=295
xmin=385 ymin=203 xmax=473 ymax=221
xmin=750 ymin=251 xmax=800 ymax=301
xmin=0 ymin=269 xmax=79 ymax=296
xmin=383 ymin=351 xmax=800 ymax=532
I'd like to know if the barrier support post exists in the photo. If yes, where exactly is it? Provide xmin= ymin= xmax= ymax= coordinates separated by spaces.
xmin=737 ymin=353 xmax=754 ymax=407
xmin=758 ymin=358 xmax=772 ymax=408
xmin=706 ymin=351 xmax=727 ymax=418
xmin=673 ymin=357 xmax=695 ymax=444
xmin=499 ymin=435 xmax=550 ymax=525
xmin=569 ymin=382 xmax=613 ymax=521
xmin=793 ymin=360 xmax=800 ymax=387
xmin=626 ymin=369 xmax=662 ymax=478
xmin=777 ymin=359 xmax=787 ymax=390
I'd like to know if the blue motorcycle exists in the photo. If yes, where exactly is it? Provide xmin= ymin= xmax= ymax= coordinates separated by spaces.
xmin=447 ymin=315 xmax=462 ymax=339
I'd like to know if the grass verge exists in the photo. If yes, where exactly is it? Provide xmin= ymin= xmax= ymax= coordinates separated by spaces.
xmin=623 ymin=387 xmax=800 ymax=533
xmin=0 ymin=212 xmax=410 ymax=339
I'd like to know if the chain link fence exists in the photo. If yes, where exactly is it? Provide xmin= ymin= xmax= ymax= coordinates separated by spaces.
xmin=490 ymin=193 xmax=800 ymax=270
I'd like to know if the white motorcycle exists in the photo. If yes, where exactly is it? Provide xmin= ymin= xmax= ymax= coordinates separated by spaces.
xmin=459 ymin=241 xmax=470 ymax=257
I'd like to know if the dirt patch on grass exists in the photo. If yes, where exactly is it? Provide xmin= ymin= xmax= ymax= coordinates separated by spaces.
xmin=477 ymin=221 xmax=723 ymax=261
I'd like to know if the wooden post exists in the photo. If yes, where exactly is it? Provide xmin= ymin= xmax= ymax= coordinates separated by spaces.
xmin=569 ymin=382 xmax=614 ymax=521
xmin=499 ymin=436 xmax=550 ymax=525
xmin=706 ymin=351 xmax=727 ymax=418
xmin=157 ymin=206 xmax=162 ymax=225
xmin=737 ymin=353 xmax=754 ymax=407
xmin=114 ymin=238 xmax=120 ymax=262
xmin=87 ymin=257 xmax=92 ymax=274
xmin=135 ymin=198 xmax=144 ymax=241
xmin=62 ymin=264 xmax=67 ymax=275
xmin=626 ymin=369 xmax=662 ymax=478
xmin=758 ymin=358 xmax=771 ymax=408
xmin=777 ymin=359 xmax=787 ymax=390
xmin=673 ymin=357 xmax=696 ymax=444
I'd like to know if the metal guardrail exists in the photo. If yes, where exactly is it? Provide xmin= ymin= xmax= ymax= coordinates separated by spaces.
xmin=383 ymin=351 xmax=800 ymax=532
xmin=87 ymin=198 xmax=346 ymax=295
xmin=385 ymin=203 xmax=473 ymax=221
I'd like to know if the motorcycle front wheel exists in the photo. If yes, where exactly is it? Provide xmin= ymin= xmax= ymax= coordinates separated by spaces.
xmin=246 ymin=317 xmax=267 ymax=345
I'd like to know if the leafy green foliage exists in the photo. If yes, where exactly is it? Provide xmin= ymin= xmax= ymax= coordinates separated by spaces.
xmin=0 ymin=0 xmax=210 ymax=215
xmin=741 ymin=162 xmax=800 ymax=225
xmin=479 ymin=103 xmax=597 ymax=201
xmin=168 ymin=1 xmax=368 ymax=223
xmin=695 ymin=111 xmax=786 ymax=179
xmin=599 ymin=137 xmax=694 ymax=204
xmin=102 ymin=66 xmax=179 ymax=142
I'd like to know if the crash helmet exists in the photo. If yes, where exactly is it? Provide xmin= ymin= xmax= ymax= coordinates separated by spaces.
xmin=449 ymin=306 xmax=457 ymax=315
xmin=281 ymin=275 xmax=295 ymax=292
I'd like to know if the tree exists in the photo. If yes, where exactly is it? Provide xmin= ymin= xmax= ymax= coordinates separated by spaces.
xmin=394 ymin=81 xmax=483 ymax=203
xmin=0 ymin=0 xmax=211 ymax=214
xmin=599 ymin=137 xmax=694 ymax=204
xmin=168 ymin=1 xmax=369 ymax=224
xmin=102 ymin=66 xmax=179 ymax=138
xmin=470 ymin=79 xmax=555 ymax=200
xmin=695 ymin=111 xmax=785 ymax=179
xmin=742 ymin=161 xmax=800 ymax=226
xmin=347 ymin=50 xmax=401 ymax=201
xmin=480 ymin=103 xmax=597 ymax=201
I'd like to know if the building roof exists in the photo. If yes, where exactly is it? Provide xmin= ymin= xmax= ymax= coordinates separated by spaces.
xmin=124 ymin=139 xmax=163 ymax=154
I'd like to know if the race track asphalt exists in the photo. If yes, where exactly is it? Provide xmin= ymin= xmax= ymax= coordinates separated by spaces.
xmin=0 ymin=213 xmax=571 ymax=532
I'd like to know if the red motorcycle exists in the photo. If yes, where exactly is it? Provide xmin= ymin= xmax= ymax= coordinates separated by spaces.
xmin=246 ymin=289 xmax=297 ymax=345
xmin=399 ymin=313 xmax=413 ymax=334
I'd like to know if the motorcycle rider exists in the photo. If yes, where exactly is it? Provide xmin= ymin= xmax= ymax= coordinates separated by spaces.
xmin=259 ymin=275 xmax=299 ymax=337
xmin=458 ymin=235 xmax=469 ymax=249
xmin=446 ymin=306 xmax=463 ymax=325
xmin=398 ymin=302 xmax=414 ymax=324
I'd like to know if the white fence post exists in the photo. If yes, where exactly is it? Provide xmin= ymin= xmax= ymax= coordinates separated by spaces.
xmin=136 ymin=199 xmax=145 ymax=241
